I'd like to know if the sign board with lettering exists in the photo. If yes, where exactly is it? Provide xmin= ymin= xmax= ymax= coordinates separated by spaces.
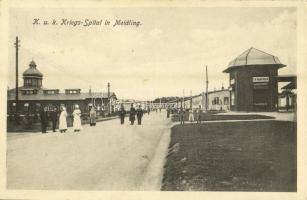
xmin=252 ymin=77 xmax=269 ymax=83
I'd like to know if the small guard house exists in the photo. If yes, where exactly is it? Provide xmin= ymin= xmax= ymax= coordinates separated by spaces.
xmin=223 ymin=47 xmax=286 ymax=112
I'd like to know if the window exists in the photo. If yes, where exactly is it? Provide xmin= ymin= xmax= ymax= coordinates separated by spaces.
xmin=224 ymin=97 xmax=229 ymax=105
xmin=213 ymin=97 xmax=220 ymax=105
xmin=27 ymin=79 xmax=32 ymax=86
xmin=46 ymin=104 xmax=54 ymax=111
xmin=33 ymin=79 xmax=37 ymax=86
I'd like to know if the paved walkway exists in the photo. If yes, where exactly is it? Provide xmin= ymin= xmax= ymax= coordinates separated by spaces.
xmin=7 ymin=111 xmax=172 ymax=190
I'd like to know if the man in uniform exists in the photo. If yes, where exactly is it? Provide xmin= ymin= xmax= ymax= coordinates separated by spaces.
xmin=119 ymin=104 xmax=126 ymax=125
xmin=129 ymin=103 xmax=136 ymax=125
xmin=166 ymin=106 xmax=170 ymax=118
xmin=179 ymin=106 xmax=185 ymax=125
xmin=40 ymin=106 xmax=49 ymax=133
xmin=136 ymin=105 xmax=144 ymax=125
xmin=197 ymin=105 xmax=202 ymax=123
xmin=50 ymin=107 xmax=58 ymax=132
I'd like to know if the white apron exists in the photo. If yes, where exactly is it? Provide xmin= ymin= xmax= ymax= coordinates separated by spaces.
xmin=59 ymin=110 xmax=67 ymax=130
xmin=73 ymin=109 xmax=82 ymax=130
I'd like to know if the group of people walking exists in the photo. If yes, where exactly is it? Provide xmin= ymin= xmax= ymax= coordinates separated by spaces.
xmin=118 ymin=103 xmax=144 ymax=125
xmin=166 ymin=105 xmax=203 ymax=124
xmin=39 ymin=104 xmax=84 ymax=134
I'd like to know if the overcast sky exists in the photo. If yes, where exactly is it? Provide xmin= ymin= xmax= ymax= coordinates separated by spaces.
xmin=8 ymin=7 xmax=296 ymax=100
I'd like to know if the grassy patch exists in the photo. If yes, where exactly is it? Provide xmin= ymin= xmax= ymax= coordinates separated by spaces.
xmin=162 ymin=121 xmax=296 ymax=191
xmin=171 ymin=113 xmax=274 ymax=122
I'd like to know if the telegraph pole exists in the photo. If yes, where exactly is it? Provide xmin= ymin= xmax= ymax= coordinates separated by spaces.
xmin=190 ymin=90 xmax=192 ymax=109
xmin=183 ymin=89 xmax=185 ymax=108
xmin=205 ymin=65 xmax=209 ymax=111
xmin=14 ymin=37 xmax=20 ymax=114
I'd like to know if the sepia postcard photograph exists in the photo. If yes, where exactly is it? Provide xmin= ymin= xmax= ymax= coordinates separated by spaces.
xmin=0 ymin=0 xmax=306 ymax=199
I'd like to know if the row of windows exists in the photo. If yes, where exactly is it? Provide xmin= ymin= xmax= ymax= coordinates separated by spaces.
xmin=211 ymin=97 xmax=229 ymax=105
xmin=24 ymin=79 xmax=42 ymax=87
xmin=43 ymin=90 xmax=59 ymax=94
xmin=22 ymin=90 xmax=38 ymax=95
xmin=65 ymin=90 xmax=81 ymax=94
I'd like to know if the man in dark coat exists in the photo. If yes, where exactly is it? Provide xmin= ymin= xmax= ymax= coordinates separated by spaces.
xmin=179 ymin=106 xmax=185 ymax=125
xmin=166 ymin=106 xmax=170 ymax=118
xmin=129 ymin=104 xmax=136 ymax=125
xmin=119 ymin=104 xmax=126 ymax=125
xmin=50 ymin=107 xmax=58 ymax=132
xmin=147 ymin=106 xmax=150 ymax=115
xmin=40 ymin=106 xmax=49 ymax=133
xmin=197 ymin=105 xmax=202 ymax=124
xmin=136 ymin=105 xmax=143 ymax=125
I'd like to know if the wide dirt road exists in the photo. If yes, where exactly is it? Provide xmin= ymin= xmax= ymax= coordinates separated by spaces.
xmin=7 ymin=111 xmax=171 ymax=190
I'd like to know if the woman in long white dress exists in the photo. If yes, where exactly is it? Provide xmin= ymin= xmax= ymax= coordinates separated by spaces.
xmin=59 ymin=106 xmax=68 ymax=133
xmin=73 ymin=104 xmax=82 ymax=132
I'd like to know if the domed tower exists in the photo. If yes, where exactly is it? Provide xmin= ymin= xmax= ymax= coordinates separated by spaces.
xmin=22 ymin=60 xmax=43 ymax=88
xmin=223 ymin=47 xmax=286 ymax=112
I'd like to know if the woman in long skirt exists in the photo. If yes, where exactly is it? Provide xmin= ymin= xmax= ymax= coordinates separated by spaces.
xmin=89 ymin=107 xmax=96 ymax=126
xmin=73 ymin=104 xmax=82 ymax=132
xmin=59 ymin=106 xmax=68 ymax=133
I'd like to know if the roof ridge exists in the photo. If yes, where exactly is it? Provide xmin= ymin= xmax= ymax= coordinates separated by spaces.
xmin=250 ymin=47 xmax=276 ymax=57
xmin=245 ymin=47 xmax=253 ymax=65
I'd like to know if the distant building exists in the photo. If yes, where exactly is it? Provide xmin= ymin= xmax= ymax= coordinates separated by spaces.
xmin=206 ymin=88 xmax=230 ymax=111
xmin=173 ymin=87 xmax=230 ymax=111
xmin=223 ymin=47 xmax=286 ymax=112
xmin=7 ymin=60 xmax=117 ymax=116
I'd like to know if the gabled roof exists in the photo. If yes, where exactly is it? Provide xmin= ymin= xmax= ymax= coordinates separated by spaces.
xmin=223 ymin=47 xmax=286 ymax=73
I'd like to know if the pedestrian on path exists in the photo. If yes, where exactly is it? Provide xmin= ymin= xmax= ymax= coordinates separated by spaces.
xmin=50 ymin=107 xmax=58 ymax=132
xmin=119 ymin=104 xmax=126 ymax=125
xmin=129 ymin=103 xmax=136 ymax=125
xmin=147 ymin=106 xmax=150 ymax=115
xmin=188 ymin=108 xmax=194 ymax=123
xmin=136 ymin=105 xmax=143 ymax=125
xmin=166 ymin=106 xmax=170 ymax=118
xmin=179 ymin=107 xmax=185 ymax=125
xmin=89 ymin=107 xmax=97 ymax=126
xmin=197 ymin=105 xmax=202 ymax=124
xmin=40 ymin=106 xmax=48 ymax=133
xmin=59 ymin=106 xmax=68 ymax=133
xmin=73 ymin=104 xmax=82 ymax=132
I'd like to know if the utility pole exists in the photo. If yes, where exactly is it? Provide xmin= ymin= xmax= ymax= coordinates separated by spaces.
xmin=205 ymin=66 xmax=209 ymax=111
xmin=183 ymin=89 xmax=185 ymax=109
xmin=14 ymin=37 xmax=20 ymax=114
xmin=190 ymin=90 xmax=192 ymax=109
